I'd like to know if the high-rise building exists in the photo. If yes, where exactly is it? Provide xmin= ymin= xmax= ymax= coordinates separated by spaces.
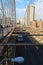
xmin=29 ymin=4 xmax=35 ymax=21
xmin=24 ymin=4 xmax=35 ymax=27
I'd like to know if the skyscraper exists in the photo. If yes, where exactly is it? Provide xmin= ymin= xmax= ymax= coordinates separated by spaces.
xmin=24 ymin=4 xmax=35 ymax=27
xmin=29 ymin=4 xmax=35 ymax=21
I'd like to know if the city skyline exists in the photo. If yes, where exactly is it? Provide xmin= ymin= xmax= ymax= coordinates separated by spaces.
xmin=0 ymin=0 xmax=43 ymax=20
xmin=16 ymin=0 xmax=43 ymax=20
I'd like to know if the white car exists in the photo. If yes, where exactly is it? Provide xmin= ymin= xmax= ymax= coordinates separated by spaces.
xmin=16 ymin=35 xmax=23 ymax=42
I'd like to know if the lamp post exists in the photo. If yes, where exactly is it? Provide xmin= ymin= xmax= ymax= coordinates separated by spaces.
xmin=0 ymin=57 xmax=24 ymax=64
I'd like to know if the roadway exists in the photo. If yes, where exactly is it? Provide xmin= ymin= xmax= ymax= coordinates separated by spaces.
xmin=0 ymin=27 xmax=40 ymax=45
xmin=8 ymin=31 xmax=32 ymax=44
xmin=0 ymin=27 xmax=43 ymax=65
xmin=15 ymin=46 xmax=43 ymax=65
xmin=0 ymin=45 xmax=43 ymax=65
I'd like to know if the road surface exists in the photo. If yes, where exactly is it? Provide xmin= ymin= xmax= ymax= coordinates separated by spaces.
xmin=15 ymin=46 xmax=43 ymax=65
xmin=8 ymin=31 xmax=32 ymax=44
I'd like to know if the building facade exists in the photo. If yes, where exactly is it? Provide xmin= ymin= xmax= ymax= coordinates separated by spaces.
xmin=24 ymin=4 xmax=35 ymax=27
xmin=38 ymin=20 xmax=43 ymax=29
xmin=20 ymin=17 xmax=25 ymax=27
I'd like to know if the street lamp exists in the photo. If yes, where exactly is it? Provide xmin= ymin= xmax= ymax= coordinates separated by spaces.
xmin=11 ymin=57 xmax=24 ymax=63
xmin=0 ymin=57 xmax=24 ymax=64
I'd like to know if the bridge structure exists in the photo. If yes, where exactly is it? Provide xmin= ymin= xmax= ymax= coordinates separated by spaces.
xmin=0 ymin=0 xmax=43 ymax=65
xmin=0 ymin=0 xmax=16 ymax=37
xmin=0 ymin=0 xmax=16 ymax=41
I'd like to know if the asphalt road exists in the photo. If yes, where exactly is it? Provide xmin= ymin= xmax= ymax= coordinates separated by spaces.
xmin=16 ymin=32 xmax=32 ymax=43
xmin=15 ymin=46 xmax=43 ymax=65
xmin=8 ymin=31 xmax=32 ymax=44
xmin=0 ymin=28 xmax=43 ymax=65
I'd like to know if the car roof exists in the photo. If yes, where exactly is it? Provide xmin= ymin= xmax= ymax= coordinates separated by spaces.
xmin=18 ymin=35 xmax=23 ymax=37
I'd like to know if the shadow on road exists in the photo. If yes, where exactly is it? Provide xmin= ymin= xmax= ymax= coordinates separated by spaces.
xmin=8 ymin=31 xmax=41 ymax=45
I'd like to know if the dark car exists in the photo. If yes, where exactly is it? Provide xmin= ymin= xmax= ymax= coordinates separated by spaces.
xmin=16 ymin=35 xmax=23 ymax=42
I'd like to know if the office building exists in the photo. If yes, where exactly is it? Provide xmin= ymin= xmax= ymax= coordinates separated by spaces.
xmin=24 ymin=4 xmax=35 ymax=27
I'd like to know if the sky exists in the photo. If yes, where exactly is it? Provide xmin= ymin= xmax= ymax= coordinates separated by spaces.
xmin=0 ymin=0 xmax=43 ymax=20
xmin=16 ymin=0 xmax=43 ymax=20
xmin=16 ymin=0 xmax=34 ymax=19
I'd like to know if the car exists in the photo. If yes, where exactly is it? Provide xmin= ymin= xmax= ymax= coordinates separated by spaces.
xmin=16 ymin=35 xmax=23 ymax=42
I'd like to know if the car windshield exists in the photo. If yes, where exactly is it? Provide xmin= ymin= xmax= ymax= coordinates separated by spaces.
xmin=18 ymin=37 xmax=23 ymax=39
xmin=18 ymin=35 xmax=22 ymax=37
